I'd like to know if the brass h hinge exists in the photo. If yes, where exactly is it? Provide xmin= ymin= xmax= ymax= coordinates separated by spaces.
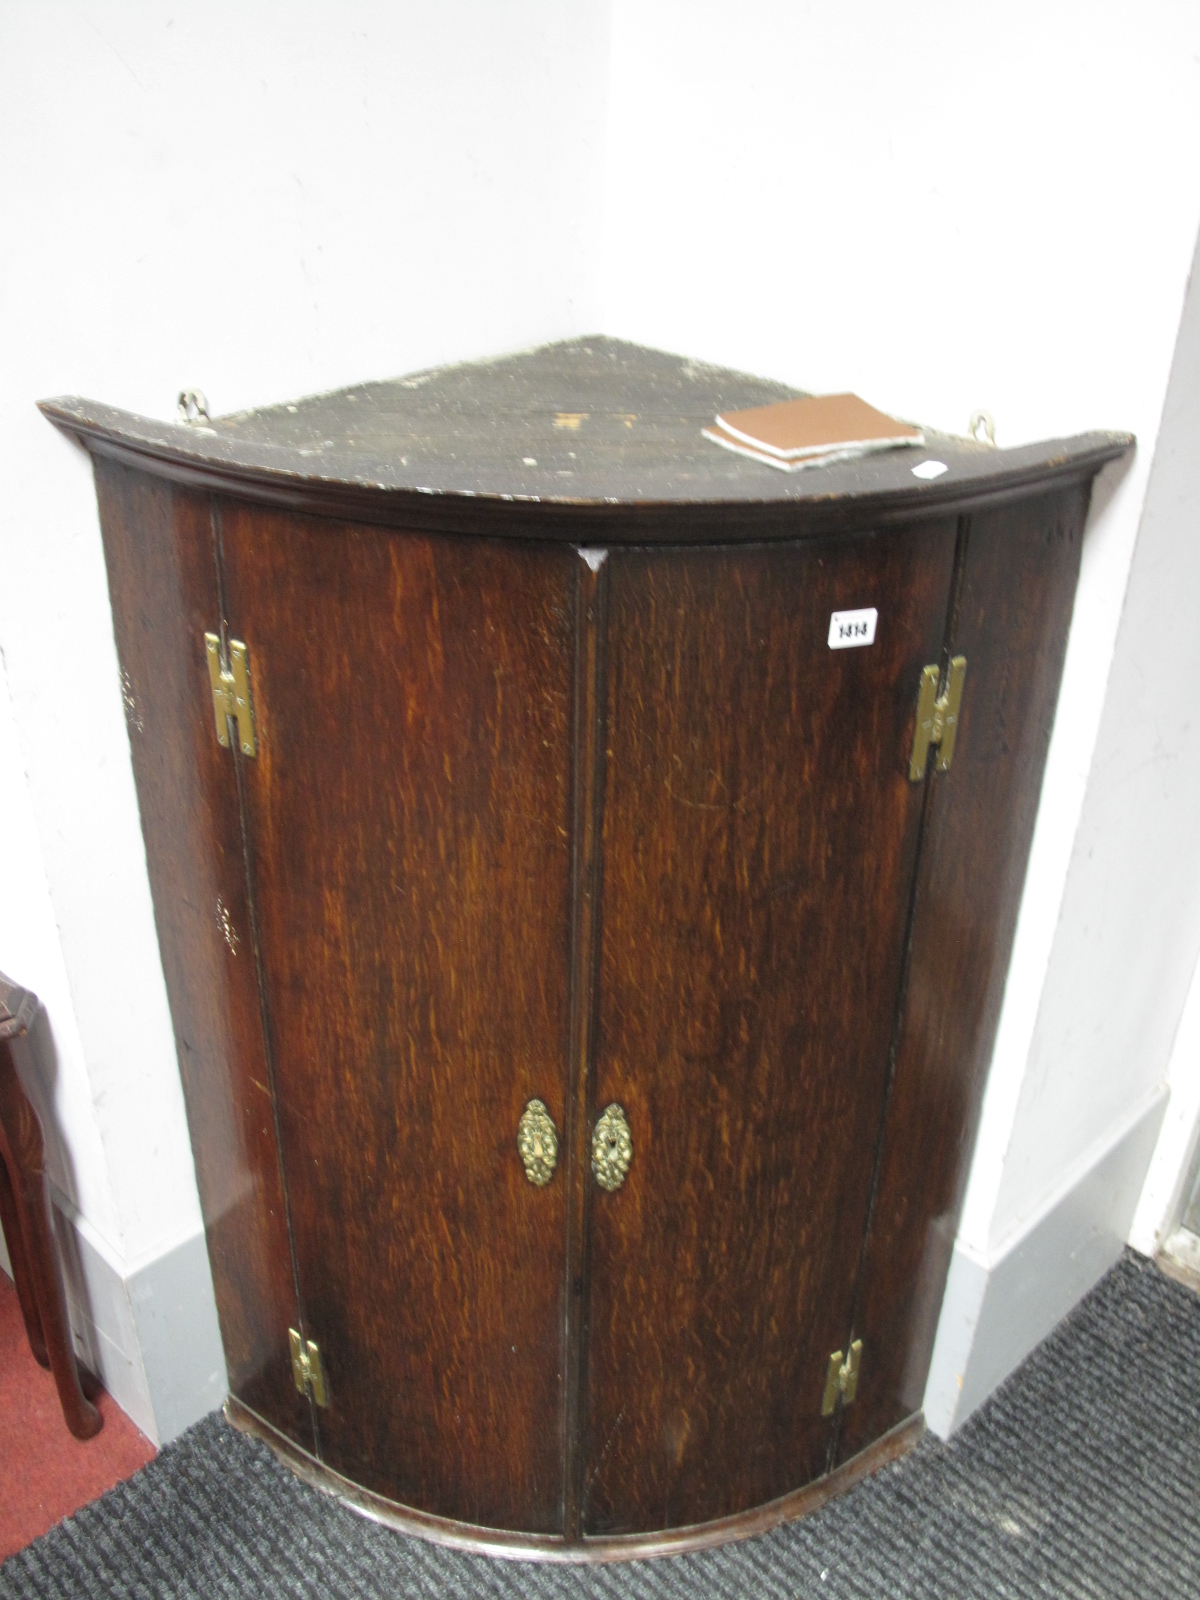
xmin=205 ymin=632 xmax=257 ymax=758
xmin=821 ymin=1339 xmax=862 ymax=1416
xmin=908 ymin=656 xmax=967 ymax=781
xmin=289 ymin=1328 xmax=328 ymax=1407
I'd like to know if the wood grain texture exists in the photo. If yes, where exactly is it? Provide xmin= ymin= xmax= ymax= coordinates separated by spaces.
xmin=0 ymin=1148 xmax=47 ymax=1366
xmin=0 ymin=983 xmax=48 ymax=1369
xmin=582 ymin=525 xmax=958 ymax=1534
xmin=838 ymin=486 xmax=1090 ymax=1463
xmin=0 ymin=983 xmax=101 ymax=1439
xmin=219 ymin=507 xmax=576 ymax=1531
xmin=41 ymin=338 xmax=1131 ymax=544
xmin=92 ymin=460 xmax=308 ymax=1445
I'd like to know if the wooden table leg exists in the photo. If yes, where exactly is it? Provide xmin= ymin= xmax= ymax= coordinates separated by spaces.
xmin=0 ymin=1008 xmax=102 ymax=1441
xmin=0 ymin=1152 xmax=49 ymax=1367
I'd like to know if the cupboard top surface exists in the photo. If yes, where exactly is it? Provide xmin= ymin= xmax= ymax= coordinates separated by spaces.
xmin=41 ymin=337 xmax=1131 ymax=541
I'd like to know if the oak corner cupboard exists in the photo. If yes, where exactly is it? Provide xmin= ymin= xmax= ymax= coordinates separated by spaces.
xmin=41 ymin=339 xmax=1132 ymax=1561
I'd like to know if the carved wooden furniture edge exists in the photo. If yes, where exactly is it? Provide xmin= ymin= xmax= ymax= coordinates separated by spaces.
xmin=224 ymin=1393 xmax=923 ymax=1563
xmin=0 ymin=975 xmax=38 ymax=1039
xmin=37 ymin=390 xmax=1133 ymax=545
xmin=0 ymin=974 xmax=103 ymax=1439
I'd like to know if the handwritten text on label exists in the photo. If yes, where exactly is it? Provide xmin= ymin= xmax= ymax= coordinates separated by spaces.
xmin=828 ymin=607 xmax=878 ymax=650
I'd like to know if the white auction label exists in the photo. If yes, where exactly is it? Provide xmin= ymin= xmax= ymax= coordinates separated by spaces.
xmin=827 ymin=607 xmax=878 ymax=649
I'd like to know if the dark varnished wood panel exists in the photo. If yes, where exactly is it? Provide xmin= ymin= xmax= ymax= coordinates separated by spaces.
xmin=839 ymin=487 xmax=1089 ymax=1462
xmin=1 ymin=982 xmax=102 ymax=1438
xmin=219 ymin=510 xmax=575 ymax=1531
xmin=583 ymin=526 xmax=958 ymax=1534
xmin=91 ymin=460 xmax=308 ymax=1444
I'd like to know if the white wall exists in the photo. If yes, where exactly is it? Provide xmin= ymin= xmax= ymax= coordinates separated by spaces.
xmin=0 ymin=0 xmax=609 ymax=1438
xmin=924 ymin=218 xmax=1200 ymax=1429
xmin=991 ymin=215 xmax=1200 ymax=1247
xmin=1123 ymin=220 xmax=1200 ymax=1257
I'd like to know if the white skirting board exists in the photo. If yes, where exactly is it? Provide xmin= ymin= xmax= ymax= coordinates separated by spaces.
xmin=15 ymin=1186 xmax=229 ymax=1447
xmin=924 ymin=1086 xmax=1168 ymax=1438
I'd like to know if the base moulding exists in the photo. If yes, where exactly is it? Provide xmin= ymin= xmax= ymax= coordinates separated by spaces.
xmin=224 ymin=1395 xmax=924 ymax=1564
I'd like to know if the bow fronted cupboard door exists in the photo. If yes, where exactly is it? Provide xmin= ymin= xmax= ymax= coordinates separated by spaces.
xmin=48 ymin=336 xmax=1131 ymax=1558
xmin=582 ymin=524 xmax=957 ymax=1533
xmin=221 ymin=507 xmax=578 ymax=1531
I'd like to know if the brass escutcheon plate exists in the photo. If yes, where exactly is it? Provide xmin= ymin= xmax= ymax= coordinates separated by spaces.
xmin=592 ymin=1102 xmax=633 ymax=1192
xmin=518 ymin=1098 xmax=558 ymax=1186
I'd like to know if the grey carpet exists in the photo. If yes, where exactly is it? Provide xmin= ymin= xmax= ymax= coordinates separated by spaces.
xmin=3 ymin=1250 xmax=1198 ymax=1598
